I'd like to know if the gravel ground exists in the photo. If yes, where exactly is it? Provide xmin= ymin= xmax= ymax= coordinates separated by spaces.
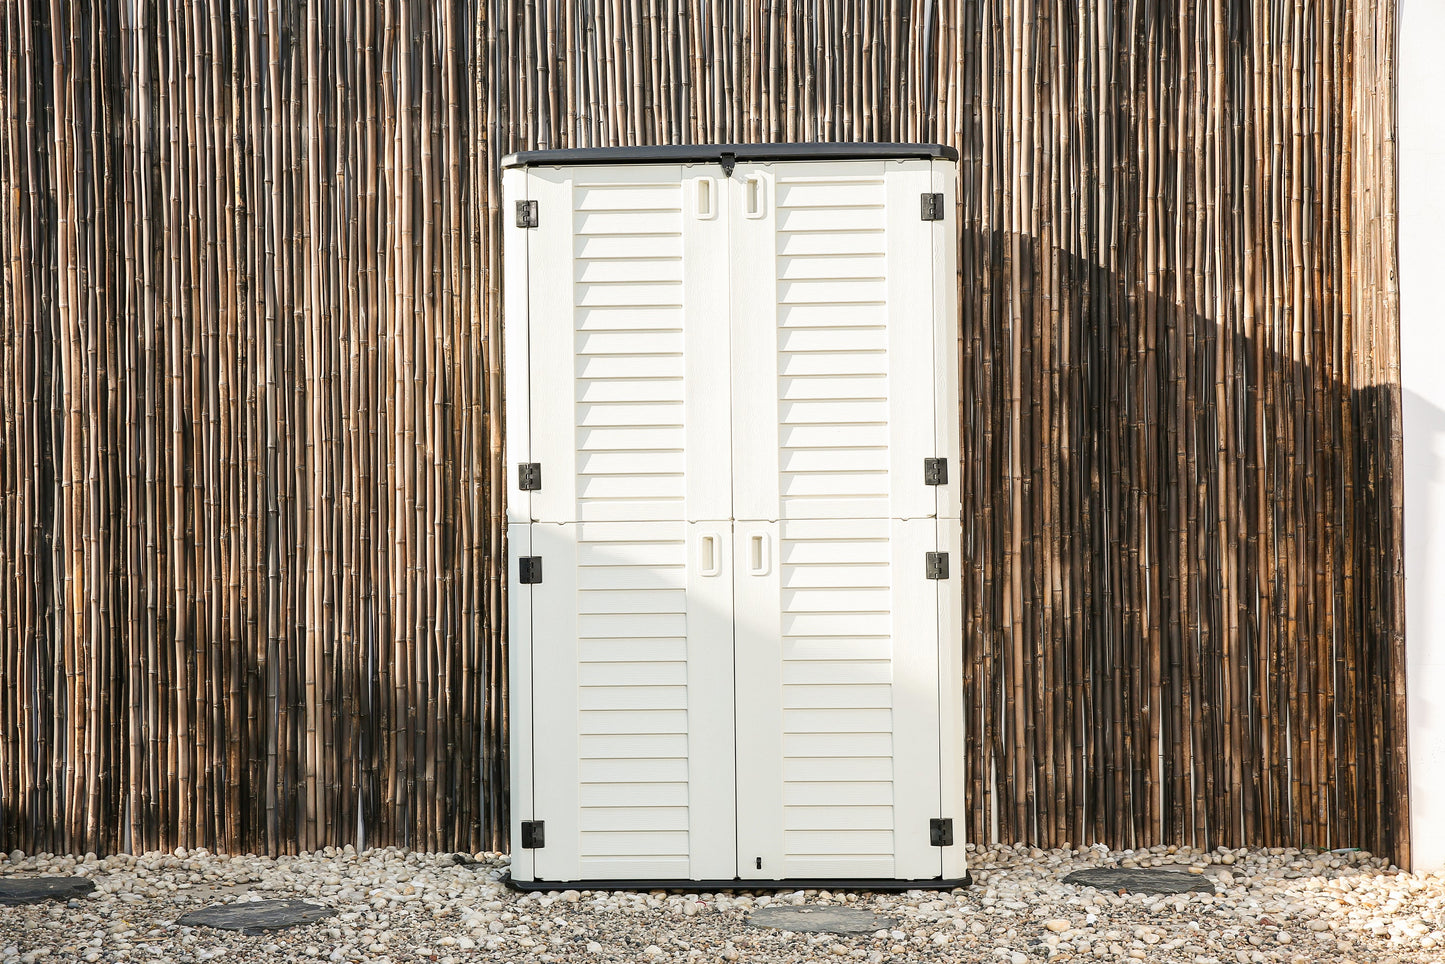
xmin=1 ymin=844 xmax=1442 ymax=964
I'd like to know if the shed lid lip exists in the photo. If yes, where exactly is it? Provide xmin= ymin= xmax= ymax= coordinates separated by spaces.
xmin=501 ymin=142 xmax=958 ymax=168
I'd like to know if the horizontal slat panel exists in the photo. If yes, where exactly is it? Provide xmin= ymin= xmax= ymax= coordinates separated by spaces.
xmin=779 ymin=422 xmax=889 ymax=447
xmin=573 ymin=183 xmax=681 ymax=210
xmin=778 ymin=352 xmax=887 ymax=377
xmin=778 ymin=375 xmax=887 ymax=401
xmin=783 ymin=856 xmax=896 ymax=877
xmin=776 ymin=230 xmax=887 ymax=257
xmin=781 ymin=587 xmax=891 ymax=612
xmin=579 ymin=806 xmax=690 ymax=832
xmin=575 ymin=540 xmax=682 ymax=560
xmin=778 ymin=497 xmax=890 ymax=518
xmin=782 ymin=684 xmax=893 ymax=710
xmin=577 ymin=638 xmax=688 ymax=663
xmin=577 ymin=355 xmax=685 ymax=380
xmin=578 ymin=661 xmax=688 ymax=686
xmin=573 ymin=210 xmax=682 ymax=234
xmin=579 ymin=709 xmax=690 ymax=735
xmin=781 ymin=518 xmax=891 ymax=539
xmin=777 ymin=253 xmax=886 ymax=280
xmin=783 ymin=707 xmax=893 ymax=733
xmin=779 ymin=564 xmax=889 ymax=589
xmin=777 ymin=207 xmax=886 ymax=232
xmin=778 ymin=303 xmax=887 ymax=327
xmin=577 ymin=566 xmax=685 ymax=591
xmin=778 ymin=327 xmax=888 ymax=354
xmin=784 ymin=805 xmax=893 ymax=830
xmin=777 ymin=279 xmax=887 ymax=304
xmin=775 ymin=180 xmax=886 ymax=207
xmin=577 ymin=588 xmax=687 ymax=614
xmin=575 ymin=281 xmax=684 ymax=308
xmin=579 ymin=733 xmax=688 ymax=758
xmin=572 ymin=520 xmax=684 ymax=543
xmin=783 ymin=829 xmax=893 ymax=853
xmin=579 ymin=782 xmax=689 ymax=808
xmin=577 ymin=449 xmax=686 ymax=474
xmin=579 ymin=685 xmax=688 ymax=711
xmin=781 ymin=756 xmax=893 ymax=782
xmin=577 ymin=474 xmax=684 ymax=499
xmin=782 ymin=781 xmax=894 ymax=806
xmin=576 ymin=400 xmax=685 ymax=426
xmin=578 ymin=856 xmax=692 ymax=877
xmin=574 ymin=304 xmax=683 ymax=328
xmin=781 ymin=657 xmax=892 ymax=683
xmin=576 ymin=329 xmax=685 ymax=355
xmin=577 ymin=613 xmax=688 ymax=639
xmin=580 ymin=757 xmax=689 ymax=782
xmin=579 ymin=830 xmax=690 ymax=856
xmin=576 ymin=379 xmax=685 ymax=403
xmin=784 ymin=732 xmax=893 ymax=757
xmin=780 ymin=539 xmax=889 ymax=565
xmin=779 ymin=470 xmax=889 ymax=497
xmin=782 ymin=637 xmax=892 ymax=660
xmin=779 ymin=399 xmax=888 ymax=424
xmin=782 ymin=613 xmax=892 ymax=637
xmin=575 ymin=258 xmax=683 ymax=284
xmin=578 ymin=425 xmax=688 ymax=450
xmin=577 ymin=500 xmax=686 ymax=521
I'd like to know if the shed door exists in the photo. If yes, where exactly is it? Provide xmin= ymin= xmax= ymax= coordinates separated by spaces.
xmin=729 ymin=160 xmax=945 ymax=881
xmin=524 ymin=164 xmax=737 ymax=881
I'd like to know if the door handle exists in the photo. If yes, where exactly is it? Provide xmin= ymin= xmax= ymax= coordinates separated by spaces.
xmin=696 ymin=176 xmax=717 ymax=220
xmin=699 ymin=533 xmax=721 ymax=577
xmin=748 ymin=532 xmax=771 ymax=576
xmin=744 ymin=173 xmax=767 ymax=219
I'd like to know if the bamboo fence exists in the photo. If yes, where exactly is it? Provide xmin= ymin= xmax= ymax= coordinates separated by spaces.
xmin=0 ymin=0 xmax=1409 ymax=865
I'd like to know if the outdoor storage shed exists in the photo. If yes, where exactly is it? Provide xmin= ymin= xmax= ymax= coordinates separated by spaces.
xmin=503 ymin=144 xmax=967 ymax=890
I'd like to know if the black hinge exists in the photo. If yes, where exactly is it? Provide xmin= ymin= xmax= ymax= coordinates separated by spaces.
xmin=518 ymin=556 xmax=543 ymax=584
xmin=920 ymin=193 xmax=945 ymax=220
xmin=925 ymin=551 xmax=949 ymax=580
xmin=924 ymin=457 xmax=948 ymax=486
xmin=516 ymin=200 xmax=539 ymax=228
xmin=520 ymin=820 xmax=545 ymax=849
xmin=518 ymin=462 xmax=542 ymax=491
xmin=930 ymin=818 xmax=954 ymax=847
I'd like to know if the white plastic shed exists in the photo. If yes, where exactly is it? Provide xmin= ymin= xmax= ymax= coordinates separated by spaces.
xmin=503 ymin=143 xmax=967 ymax=890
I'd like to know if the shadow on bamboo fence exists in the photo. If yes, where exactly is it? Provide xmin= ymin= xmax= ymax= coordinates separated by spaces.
xmin=956 ymin=228 xmax=1407 ymax=861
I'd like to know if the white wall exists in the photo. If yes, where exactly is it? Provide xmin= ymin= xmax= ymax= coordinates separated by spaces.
xmin=1400 ymin=0 xmax=1445 ymax=873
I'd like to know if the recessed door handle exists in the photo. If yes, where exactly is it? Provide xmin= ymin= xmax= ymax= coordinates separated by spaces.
xmin=699 ymin=533 xmax=721 ymax=577
xmin=696 ymin=176 xmax=717 ymax=219
xmin=748 ymin=532 xmax=771 ymax=576
xmin=744 ymin=174 xmax=767 ymax=219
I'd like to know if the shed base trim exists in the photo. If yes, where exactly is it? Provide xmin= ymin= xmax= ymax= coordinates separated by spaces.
xmin=503 ymin=872 xmax=972 ymax=893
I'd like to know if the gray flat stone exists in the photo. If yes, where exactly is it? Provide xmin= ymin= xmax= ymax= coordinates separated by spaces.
xmin=747 ymin=906 xmax=896 ymax=935
xmin=1062 ymin=867 xmax=1216 ymax=895
xmin=0 ymin=876 xmax=96 ymax=906
xmin=177 ymin=898 xmax=337 ymax=934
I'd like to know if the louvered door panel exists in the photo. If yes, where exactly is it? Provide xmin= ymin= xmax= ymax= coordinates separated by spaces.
xmin=733 ymin=518 xmax=942 ymax=880
xmin=731 ymin=160 xmax=938 ymax=522
xmin=527 ymin=165 xmax=730 ymax=524
xmin=530 ymin=521 xmax=736 ymax=882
